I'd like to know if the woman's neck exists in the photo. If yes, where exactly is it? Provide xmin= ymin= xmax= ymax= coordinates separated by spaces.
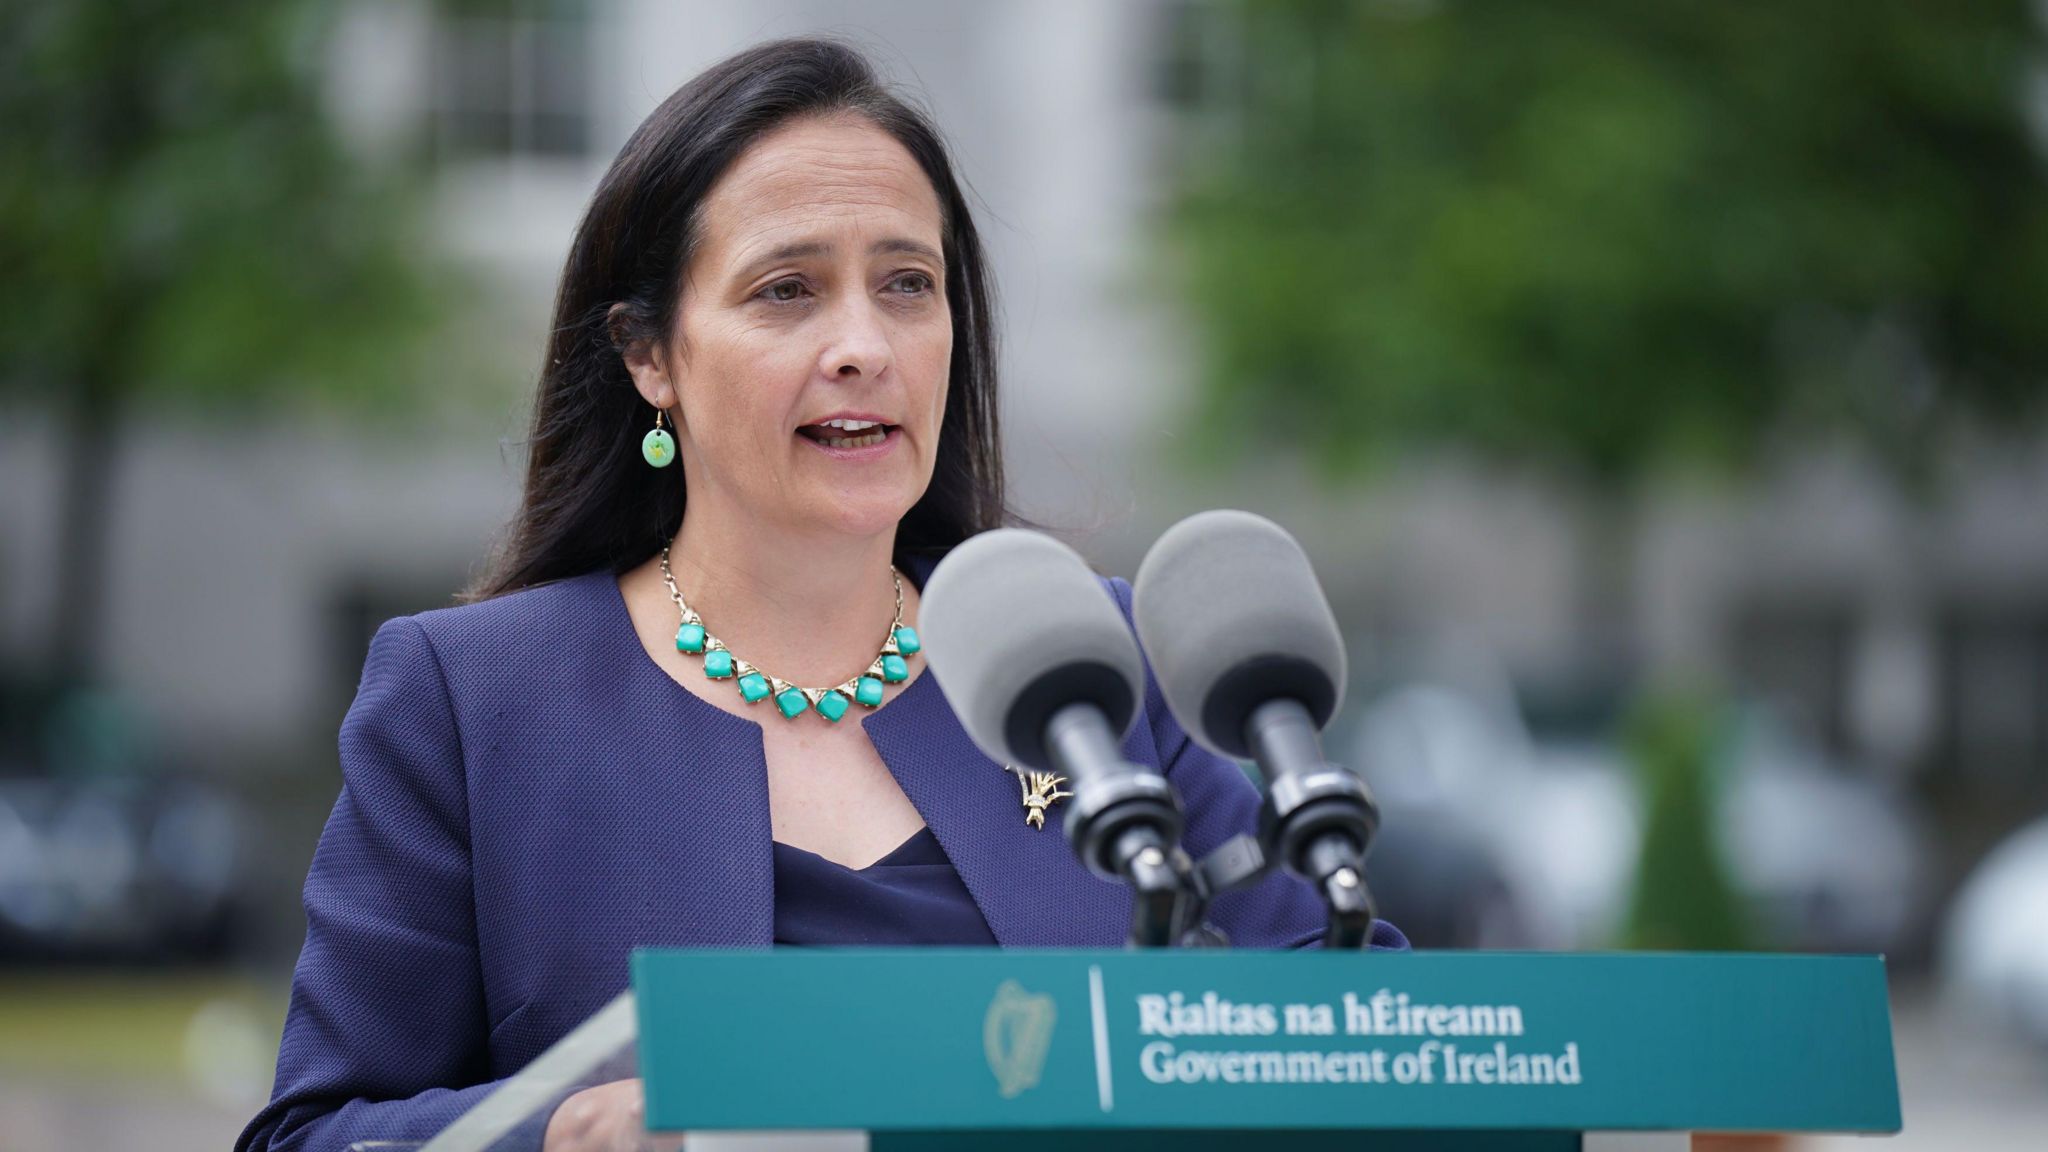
xmin=661 ymin=505 xmax=910 ymax=688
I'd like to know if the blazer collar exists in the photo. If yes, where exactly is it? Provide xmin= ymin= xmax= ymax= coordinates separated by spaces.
xmin=866 ymin=551 xmax=1132 ymax=946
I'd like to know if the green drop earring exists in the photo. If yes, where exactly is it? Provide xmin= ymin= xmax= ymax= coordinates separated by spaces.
xmin=642 ymin=407 xmax=677 ymax=468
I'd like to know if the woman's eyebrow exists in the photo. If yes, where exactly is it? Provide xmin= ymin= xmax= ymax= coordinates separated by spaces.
xmin=736 ymin=237 xmax=942 ymax=277
xmin=870 ymin=237 xmax=943 ymax=265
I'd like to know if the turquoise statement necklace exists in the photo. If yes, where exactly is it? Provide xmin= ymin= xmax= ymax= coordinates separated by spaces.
xmin=659 ymin=541 xmax=921 ymax=722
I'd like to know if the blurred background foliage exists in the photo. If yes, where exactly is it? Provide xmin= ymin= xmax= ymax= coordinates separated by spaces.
xmin=1171 ymin=0 xmax=2048 ymax=485
xmin=1168 ymin=0 xmax=2048 ymax=955
xmin=0 ymin=0 xmax=446 ymax=687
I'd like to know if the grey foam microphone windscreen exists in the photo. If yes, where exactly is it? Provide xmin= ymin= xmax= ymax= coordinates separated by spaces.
xmin=918 ymin=529 xmax=1147 ymax=769
xmin=1132 ymin=510 xmax=1348 ymax=758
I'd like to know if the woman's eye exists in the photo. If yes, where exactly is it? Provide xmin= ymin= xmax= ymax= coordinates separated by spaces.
xmin=761 ymin=279 xmax=808 ymax=303
xmin=892 ymin=272 xmax=935 ymax=296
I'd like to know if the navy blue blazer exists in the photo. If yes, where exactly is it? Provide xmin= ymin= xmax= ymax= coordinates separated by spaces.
xmin=239 ymin=554 xmax=1407 ymax=1152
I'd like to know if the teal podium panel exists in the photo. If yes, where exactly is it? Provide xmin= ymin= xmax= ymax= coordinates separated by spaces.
xmin=631 ymin=949 xmax=1899 ymax=1141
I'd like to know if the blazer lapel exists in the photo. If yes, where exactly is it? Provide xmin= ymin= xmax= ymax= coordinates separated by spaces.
xmin=862 ymin=669 xmax=1133 ymax=947
xmin=633 ymin=694 xmax=777 ymax=947
xmin=584 ymin=571 xmax=777 ymax=949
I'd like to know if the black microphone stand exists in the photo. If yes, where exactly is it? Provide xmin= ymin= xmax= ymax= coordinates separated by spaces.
xmin=1041 ymin=702 xmax=1194 ymax=948
xmin=1246 ymin=697 xmax=1381 ymax=948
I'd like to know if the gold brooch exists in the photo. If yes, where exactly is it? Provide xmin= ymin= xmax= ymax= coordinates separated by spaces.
xmin=1006 ymin=765 xmax=1072 ymax=830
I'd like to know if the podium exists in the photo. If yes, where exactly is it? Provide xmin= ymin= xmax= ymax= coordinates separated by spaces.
xmin=397 ymin=949 xmax=1900 ymax=1152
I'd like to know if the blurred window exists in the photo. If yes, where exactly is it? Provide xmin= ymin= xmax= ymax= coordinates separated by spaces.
xmin=1154 ymin=0 xmax=1223 ymax=109
xmin=1938 ymin=604 xmax=2048 ymax=787
xmin=431 ymin=5 xmax=592 ymax=161
xmin=1150 ymin=0 xmax=1244 ymax=159
xmin=1729 ymin=600 xmax=1855 ymax=754
xmin=325 ymin=578 xmax=469 ymax=706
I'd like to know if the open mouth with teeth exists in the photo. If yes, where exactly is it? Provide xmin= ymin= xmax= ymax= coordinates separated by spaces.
xmin=796 ymin=418 xmax=896 ymax=449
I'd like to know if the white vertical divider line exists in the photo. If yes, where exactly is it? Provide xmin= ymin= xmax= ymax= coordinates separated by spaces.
xmin=1088 ymin=964 xmax=1114 ymax=1113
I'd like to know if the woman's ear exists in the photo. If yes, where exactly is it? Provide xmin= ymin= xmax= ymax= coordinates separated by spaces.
xmin=609 ymin=301 xmax=677 ymax=409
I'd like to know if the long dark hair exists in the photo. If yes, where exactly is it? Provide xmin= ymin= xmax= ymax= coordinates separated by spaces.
xmin=462 ymin=37 xmax=1009 ymax=602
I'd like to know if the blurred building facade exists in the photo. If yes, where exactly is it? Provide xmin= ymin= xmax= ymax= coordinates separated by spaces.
xmin=1 ymin=0 xmax=2044 ymax=869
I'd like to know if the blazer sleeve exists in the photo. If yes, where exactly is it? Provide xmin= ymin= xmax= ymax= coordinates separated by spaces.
xmin=1102 ymin=577 xmax=1409 ymax=953
xmin=236 ymin=617 xmax=560 ymax=1152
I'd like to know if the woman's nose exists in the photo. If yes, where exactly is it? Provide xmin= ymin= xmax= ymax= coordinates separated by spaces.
xmin=819 ymin=296 xmax=892 ymax=381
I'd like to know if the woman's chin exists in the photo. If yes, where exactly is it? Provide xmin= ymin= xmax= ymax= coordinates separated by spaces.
xmin=787 ymin=491 xmax=923 ymax=540
xmin=778 ymin=454 xmax=930 ymax=538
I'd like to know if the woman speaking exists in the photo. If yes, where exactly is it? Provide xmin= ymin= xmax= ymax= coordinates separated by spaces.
xmin=238 ymin=36 xmax=1406 ymax=1152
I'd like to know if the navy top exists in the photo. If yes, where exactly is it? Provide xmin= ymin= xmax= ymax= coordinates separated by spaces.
xmin=237 ymin=553 xmax=1407 ymax=1152
xmin=773 ymin=826 xmax=1000 ymax=946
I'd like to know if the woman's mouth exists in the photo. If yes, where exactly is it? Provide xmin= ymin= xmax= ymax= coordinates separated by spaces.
xmin=796 ymin=418 xmax=899 ymax=454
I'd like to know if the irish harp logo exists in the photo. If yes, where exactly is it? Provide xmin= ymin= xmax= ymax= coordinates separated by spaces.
xmin=983 ymin=979 xmax=1057 ymax=1098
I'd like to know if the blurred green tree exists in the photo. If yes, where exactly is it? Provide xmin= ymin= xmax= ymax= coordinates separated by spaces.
xmin=1621 ymin=689 xmax=1750 ymax=951
xmin=1169 ymin=0 xmax=2048 ymax=483
xmin=0 ymin=0 xmax=441 ymax=689
xmin=1167 ymin=0 xmax=2048 ymax=950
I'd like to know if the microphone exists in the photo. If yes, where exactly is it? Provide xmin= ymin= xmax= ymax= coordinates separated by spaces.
xmin=918 ymin=529 xmax=1193 ymax=946
xmin=1133 ymin=510 xmax=1383 ymax=948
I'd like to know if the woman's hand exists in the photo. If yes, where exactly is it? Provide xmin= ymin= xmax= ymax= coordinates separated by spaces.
xmin=543 ymin=1078 xmax=686 ymax=1152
